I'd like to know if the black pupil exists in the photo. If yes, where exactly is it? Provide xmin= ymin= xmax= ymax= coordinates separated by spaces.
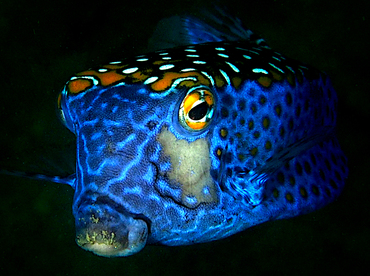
xmin=189 ymin=102 xmax=209 ymax=120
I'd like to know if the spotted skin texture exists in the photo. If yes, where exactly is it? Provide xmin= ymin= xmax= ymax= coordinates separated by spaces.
xmin=55 ymin=40 xmax=348 ymax=256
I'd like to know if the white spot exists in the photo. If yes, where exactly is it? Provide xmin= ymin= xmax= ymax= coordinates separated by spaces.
xmin=269 ymin=63 xmax=285 ymax=73
xmin=225 ymin=61 xmax=239 ymax=73
xmin=185 ymin=48 xmax=197 ymax=52
xmin=186 ymin=196 xmax=197 ymax=205
xmin=162 ymin=57 xmax=172 ymax=60
xmin=113 ymin=82 xmax=126 ymax=87
xmin=109 ymin=61 xmax=121 ymax=64
xmin=252 ymin=47 xmax=262 ymax=52
xmin=219 ymin=69 xmax=230 ymax=85
xmin=98 ymin=68 xmax=108 ymax=73
xmin=186 ymin=54 xmax=200 ymax=58
xmin=252 ymin=68 xmax=269 ymax=74
xmin=122 ymin=67 xmax=139 ymax=74
xmin=215 ymin=47 xmax=225 ymax=51
xmin=274 ymin=52 xmax=286 ymax=60
xmin=159 ymin=52 xmax=168 ymax=56
xmin=286 ymin=66 xmax=295 ymax=74
xmin=144 ymin=76 xmax=159 ymax=85
xmin=171 ymin=77 xmax=197 ymax=89
xmin=202 ymin=185 xmax=210 ymax=195
xmin=218 ymin=53 xmax=229 ymax=58
xmin=248 ymin=50 xmax=260 ymax=55
xmin=201 ymin=71 xmax=215 ymax=86
xmin=137 ymin=58 xmax=149 ymax=62
xmin=181 ymin=68 xmax=196 ymax=72
xmin=70 ymin=75 xmax=99 ymax=85
xmin=193 ymin=60 xmax=206 ymax=64
xmin=255 ymin=38 xmax=266 ymax=45
xmin=159 ymin=64 xmax=175 ymax=70
xmin=243 ymin=55 xmax=252 ymax=60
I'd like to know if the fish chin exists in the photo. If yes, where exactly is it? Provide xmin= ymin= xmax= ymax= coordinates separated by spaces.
xmin=74 ymin=203 xmax=148 ymax=257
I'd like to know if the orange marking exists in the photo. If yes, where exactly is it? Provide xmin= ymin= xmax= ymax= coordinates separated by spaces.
xmin=250 ymin=147 xmax=258 ymax=157
xmin=238 ymin=154 xmax=245 ymax=161
xmin=102 ymin=64 xmax=128 ymax=70
xmin=299 ymin=187 xmax=307 ymax=197
xmin=275 ymin=105 xmax=282 ymax=116
xmin=179 ymin=80 xmax=197 ymax=88
xmin=270 ymin=69 xmax=283 ymax=81
xmin=99 ymin=71 xmax=126 ymax=86
xmin=286 ymin=72 xmax=296 ymax=87
xmin=220 ymin=128 xmax=228 ymax=138
xmin=151 ymin=71 xmax=210 ymax=92
xmin=76 ymin=70 xmax=126 ymax=86
xmin=132 ymin=71 xmax=150 ymax=82
xmin=77 ymin=70 xmax=99 ymax=76
xmin=153 ymin=59 xmax=181 ymax=65
xmin=296 ymin=70 xmax=303 ymax=84
xmin=231 ymin=77 xmax=242 ymax=89
xmin=187 ymin=121 xmax=206 ymax=130
xmin=67 ymin=79 xmax=94 ymax=94
xmin=184 ymin=93 xmax=199 ymax=114
xmin=204 ymin=91 xmax=214 ymax=106
xmin=153 ymin=60 xmax=169 ymax=65
xmin=262 ymin=117 xmax=270 ymax=129
xmin=285 ymin=193 xmax=294 ymax=202
xmin=214 ymin=76 xmax=225 ymax=88
xmin=257 ymin=76 xmax=272 ymax=88
xmin=57 ymin=93 xmax=62 ymax=109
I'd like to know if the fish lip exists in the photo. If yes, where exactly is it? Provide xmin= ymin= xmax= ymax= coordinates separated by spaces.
xmin=75 ymin=217 xmax=148 ymax=257
xmin=74 ymin=197 xmax=150 ymax=257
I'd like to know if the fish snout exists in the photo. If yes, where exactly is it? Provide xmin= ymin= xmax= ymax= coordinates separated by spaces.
xmin=75 ymin=202 xmax=148 ymax=257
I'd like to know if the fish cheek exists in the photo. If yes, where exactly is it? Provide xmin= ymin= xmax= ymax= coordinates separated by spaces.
xmin=156 ymin=127 xmax=218 ymax=208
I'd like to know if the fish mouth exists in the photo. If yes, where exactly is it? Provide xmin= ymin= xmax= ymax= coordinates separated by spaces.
xmin=74 ymin=199 xmax=149 ymax=257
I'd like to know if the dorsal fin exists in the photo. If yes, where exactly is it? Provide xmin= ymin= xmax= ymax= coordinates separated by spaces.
xmin=147 ymin=7 xmax=269 ymax=52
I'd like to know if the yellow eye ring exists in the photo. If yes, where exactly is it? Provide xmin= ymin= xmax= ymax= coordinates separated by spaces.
xmin=179 ymin=88 xmax=215 ymax=131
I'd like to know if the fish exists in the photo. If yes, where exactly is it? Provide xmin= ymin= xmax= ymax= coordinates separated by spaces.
xmin=1 ymin=9 xmax=348 ymax=257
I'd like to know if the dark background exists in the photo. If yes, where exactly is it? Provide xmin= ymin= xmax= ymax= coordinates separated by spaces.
xmin=0 ymin=0 xmax=368 ymax=275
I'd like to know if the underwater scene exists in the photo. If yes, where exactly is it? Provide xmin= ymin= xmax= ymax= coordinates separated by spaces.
xmin=0 ymin=0 xmax=368 ymax=275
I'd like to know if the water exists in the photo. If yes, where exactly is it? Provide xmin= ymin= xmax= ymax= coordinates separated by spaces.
xmin=0 ymin=0 xmax=368 ymax=275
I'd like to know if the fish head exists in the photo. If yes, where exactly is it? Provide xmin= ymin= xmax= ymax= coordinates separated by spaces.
xmin=57 ymin=65 xmax=220 ymax=256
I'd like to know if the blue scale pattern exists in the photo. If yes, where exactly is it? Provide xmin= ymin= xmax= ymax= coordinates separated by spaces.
xmin=1 ymin=15 xmax=348 ymax=256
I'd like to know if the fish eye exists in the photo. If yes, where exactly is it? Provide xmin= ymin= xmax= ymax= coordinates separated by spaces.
xmin=178 ymin=87 xmax=215 ymax=131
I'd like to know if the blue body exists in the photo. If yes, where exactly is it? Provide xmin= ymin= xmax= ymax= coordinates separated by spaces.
xmin=2 ymin=12 xmax=348 ymax=257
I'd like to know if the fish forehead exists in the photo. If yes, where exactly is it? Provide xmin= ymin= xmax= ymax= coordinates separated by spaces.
xmin=61 ymin=40 xmax=323 ymax=140
xmin=63 ymin=40 xmax=320 ymax=99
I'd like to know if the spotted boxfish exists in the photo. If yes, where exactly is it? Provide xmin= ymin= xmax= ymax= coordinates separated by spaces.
xmin=2 ymin=10 xmax=348 ymax=257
